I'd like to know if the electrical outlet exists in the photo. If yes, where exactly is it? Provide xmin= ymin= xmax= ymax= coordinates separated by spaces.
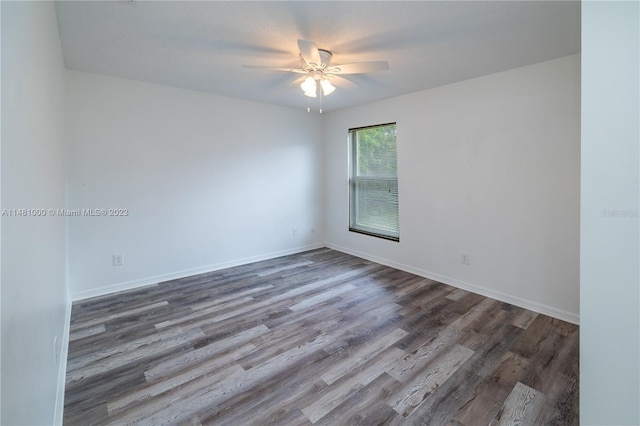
xmin=292 ymin=228 xmax=298 ymax=237
xmin=461 ymin=254 xmax=470 ymax=265
xmin=113 ymin=254 xmax=124 ymax=266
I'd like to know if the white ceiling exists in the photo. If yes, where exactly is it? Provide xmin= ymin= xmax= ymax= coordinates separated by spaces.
xmin=55 ymin=1 xmax=580 ymax=113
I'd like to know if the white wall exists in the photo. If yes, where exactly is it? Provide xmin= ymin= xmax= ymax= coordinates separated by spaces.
xmin=324 ymin=55 xmax=581 ymax=323
xmin=581 ymin=2 xmax=639 ymax=424
xmin=1 ymin=2 xmax=70 ymax=425
xmin=66 ymin=71 xmax=324 ymax=299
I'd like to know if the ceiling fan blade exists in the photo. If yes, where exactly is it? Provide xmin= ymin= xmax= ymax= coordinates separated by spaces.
xmin=329 ymin=75 xmax=359 ymax=89
xmin=242 ymin=65 xmax=307 ymax=74
xmin=297 ymin=39 xmax=321 ymax=66
xmin=328 ymin=61 xmax=390 ymax=74
xmin=287 ymin=75 xmax=308 ymax=88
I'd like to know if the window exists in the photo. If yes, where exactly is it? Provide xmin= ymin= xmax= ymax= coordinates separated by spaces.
xmin=349 ymin=123 xmax=399 ymax=241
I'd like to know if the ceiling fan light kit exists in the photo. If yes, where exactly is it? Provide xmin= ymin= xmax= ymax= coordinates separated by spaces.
xmin=320 ymin=79 xmax=336 ymax=96
xmin=244 ymin=39 xmax=389 ymax=113
xmin=301 ymin=76 xmax=317 ymax=97
xmin=299 ymin=73 xmax=336 ymax=98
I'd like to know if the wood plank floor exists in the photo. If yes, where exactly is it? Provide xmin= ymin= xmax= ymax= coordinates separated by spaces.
xmin=64 ymin=249 xmax=578 ymax=425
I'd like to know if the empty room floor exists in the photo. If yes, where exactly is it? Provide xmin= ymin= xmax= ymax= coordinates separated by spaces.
xmin=64 ymin=249 xmax=578 ymax=425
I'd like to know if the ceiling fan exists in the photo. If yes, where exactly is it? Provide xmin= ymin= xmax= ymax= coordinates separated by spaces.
xmin=244 ymin=39 xmax=389 ymax=112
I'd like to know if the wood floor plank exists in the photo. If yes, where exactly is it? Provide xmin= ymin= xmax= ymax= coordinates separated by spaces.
xmin=67 ymin=328 xmax=205 ymax=384
xmin=314 ymin=372 xmax=403 ymax=426
xmin=69 ymin=324 xmax=106 ymax=342
xmin=107 ymin=343 xmax=255 ymax=415
xmin=64 ymin=248 xmax=578 ymax=425
xmin=289 ymin=282 xmax=358 ymax=311
xmin=403 ymin=322 xmax=525 ymax=425
xmin=106 ymin=363 xmax=246 ymax=425
xmin=67 ymin=326 xmax=194 ymax=373
xmin=70 ymin=301 xmax=170 ymax=333
xmin=143 ymin=324 xmax=268 ymax=381
xmin=132 ymin=333 xmax=332 ymax=425
xmin=489 ymin=381 xmax=546 ymax=426
xmin=189 ymin=284 xmax=273 ymax=310
xmin=154 ymin=295 xmax=255 ymax=329
xmin=320 ymin=327 xmax=408 ymax=385
xmin=237 ymin=325 xmax=325 ymax=370
xmin=200 ymin=351 xmax=338 ymax=425
xmin=511 ymin=308 xmax=539 ymax=329
xmin=446 ymin=288 xmax=470 ymax=301
xmin=449 ymin=351 xmax=530 ymax=426
xmin=63 ymin=402 xmax=109 ymax=426
xmin=386 ymin=325 xmax=459 ymax=382
xmin=256 ymin=260 xmax=315 ymax=276
xmin=389 ymin=344 xmax=474 ymax=417
xmin=302 ymin=347 xmax=406 ymax=423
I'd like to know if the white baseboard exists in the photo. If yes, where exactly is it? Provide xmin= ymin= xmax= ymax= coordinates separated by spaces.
xmin=327 ymin=243 xmax=579 ymax=325
xmin=71 ymin=243 xmax=325 ymax=302
xmin=54 ymin=297 xmax=72 ymax=425
xmin=70 ymin=241 xmax=580 ymax=322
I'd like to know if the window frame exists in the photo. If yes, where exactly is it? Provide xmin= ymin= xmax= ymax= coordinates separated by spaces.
xmin=348 ymin=122 xmax=399 ymax=242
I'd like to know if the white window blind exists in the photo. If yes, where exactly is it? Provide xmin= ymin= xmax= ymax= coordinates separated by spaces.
xmin=349 ymin=123 xmax=399 ymax=241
